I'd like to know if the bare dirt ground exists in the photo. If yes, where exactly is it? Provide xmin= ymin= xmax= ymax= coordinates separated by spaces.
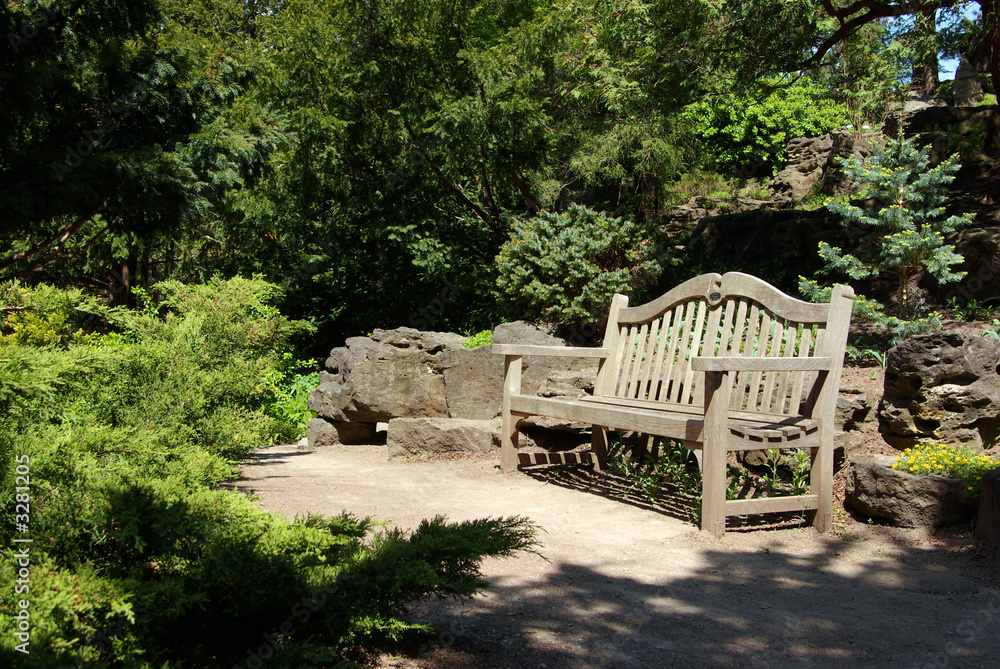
xmin=234 ymin=420 xmax=1000 ymax=669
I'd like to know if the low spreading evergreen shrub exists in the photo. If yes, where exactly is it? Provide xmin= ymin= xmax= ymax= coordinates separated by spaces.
xmin=0 ymin=278 xmax=537 ymax=667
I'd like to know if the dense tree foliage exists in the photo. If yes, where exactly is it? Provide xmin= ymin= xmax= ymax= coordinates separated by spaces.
xmin=800 ymin=1 xmax=996 ymax=97
xmin=0 ymin=0 xmax=990 ymax=340
xmin=800 ymin=135 xmax=975 ymax=341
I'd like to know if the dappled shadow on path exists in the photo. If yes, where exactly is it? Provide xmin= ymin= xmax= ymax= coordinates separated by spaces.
xmin=522 ymin=464 xmax=699 ymax=524
xmin=218 ymin=448 xmax=313 ymax=491
xmin=522 ymin=464 xmax=812 ymax=533
xmin=399 ymin=533 xmax=999 ymax=669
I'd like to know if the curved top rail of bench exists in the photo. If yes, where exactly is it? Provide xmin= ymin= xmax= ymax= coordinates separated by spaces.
xmin=618 ymin=271 xmax=853 ymax=325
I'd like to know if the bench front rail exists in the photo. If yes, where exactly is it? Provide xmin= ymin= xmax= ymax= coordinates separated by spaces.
xmin=495 ymin=272 xmax=854 ymax=537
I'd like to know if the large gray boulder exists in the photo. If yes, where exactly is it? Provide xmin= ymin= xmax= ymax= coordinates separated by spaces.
xmin=880 ymin=332 xmax=1000 ymax=451
xmin=816 ymin=132 xmax=880 ymax=195
xmin=308 ymin=323 xmax=601 ymax=449
xmin=845 ymin=454 xmax=977 ymax=528
xmin=769 ymin=131 xmax=878 ymax=205
xmin=310 ymin=329 xmax=460 ymax=424
xmin=943 ymin=227 xmax=1000 ymax=304
xmin=953 ymin=55 xmax=985 ymax=107
xmin=837 ymin=387 xmax=876 ymax=433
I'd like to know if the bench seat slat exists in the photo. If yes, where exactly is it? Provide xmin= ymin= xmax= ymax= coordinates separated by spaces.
xmin=513 ymin=394 xmax=820 ymax=445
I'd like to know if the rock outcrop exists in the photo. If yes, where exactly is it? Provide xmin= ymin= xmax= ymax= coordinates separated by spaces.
xmin=307 ymin=323 xmax=599 ymax=448
xmin=684 ymin=208 xmax=850 ymax=292
xmin=942 ymin=227 xmax=1000 ymax=304
xmin=902 ymin=105 xmax=1000 ymax=157
xmin=880 ymin=332 xmax=1000 ymax=451
xmin=769 ymin=135 xmax=834 ymax=202
xmin=386 ymin=418 xmax=499 ymax=457
xmin=769 ymin=131 xmax=878 ymax=204
xmin=661 ymin=196 xmax=776 ymax=236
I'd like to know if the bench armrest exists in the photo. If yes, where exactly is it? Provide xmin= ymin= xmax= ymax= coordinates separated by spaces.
xmin=691 ymin=356 xmax=833 ymax=372
xmin=492 ymin=344 xmax=610 ymax=358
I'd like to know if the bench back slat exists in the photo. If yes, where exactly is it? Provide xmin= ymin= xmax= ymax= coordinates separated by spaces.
xmin=603 ymin=272 xmax=848 ymax=419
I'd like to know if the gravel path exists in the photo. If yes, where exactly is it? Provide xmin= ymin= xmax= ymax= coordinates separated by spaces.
xmin=234 ymin=443 xmax=1000 ymax=669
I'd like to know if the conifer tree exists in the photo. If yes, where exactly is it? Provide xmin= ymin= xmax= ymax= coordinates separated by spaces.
xmin=800 ymin=135 xmax=974 ymax=338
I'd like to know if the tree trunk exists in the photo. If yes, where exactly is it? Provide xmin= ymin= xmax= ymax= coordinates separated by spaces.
xmin=984 ymin=0 xmax=1000 ymax=99
xmin=912 ymin=10 xmax=939 ymax=96
xmin=109 ymin=254 xmax=137 ymax=307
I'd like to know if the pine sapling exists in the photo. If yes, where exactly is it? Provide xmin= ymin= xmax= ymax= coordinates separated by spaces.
xmin=800 ymin=134 xmax=974 ymax=341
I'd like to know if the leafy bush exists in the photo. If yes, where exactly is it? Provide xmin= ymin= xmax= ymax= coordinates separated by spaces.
xmin=463 ymin=329 xmax=493 ymax=348
xmin=262 ymin=353 xmax=320 ymax=441
xmin=496 ymin=205 xmax=661 ymax=322
xmin=985 ymin=319 xmax=1000 ymax=340
xmin=680 ymin=78 xmax=848 ymax=176
xmin=0 ymin=278 xmax=537 ymax=666
xmin=893 ymin=443 xmax=999 ymax=496
xmin=0 ymin=281 xmax=100 ymax=347
xmin=800 ymin=134 xmax=975 ymax=344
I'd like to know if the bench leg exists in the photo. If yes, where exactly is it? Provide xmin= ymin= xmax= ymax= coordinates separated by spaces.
xmin=501 ymin=355 xmax=522 ymax=472
xmin=591 ymin=427 xmax=609 ymax=472
xmin=501 ymin=417 xmax=519 ymax=471
xmin=809 ymin=441 xmax=833 ymax=532
xmin=701 ymin=370 xmax=730 ymax=538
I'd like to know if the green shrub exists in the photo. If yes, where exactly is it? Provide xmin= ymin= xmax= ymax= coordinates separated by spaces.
xmin=0 ymin=277 xmax=539 ymax=666
xmin=262 ymin=353 xmax=320 ymax=441
xmin=984 ymin=319 xmax=1000 ymax=340
xmin=680 ymin=78 xmax=848 ymax=176
xmin=0 ymin=281 xmax=101 ymax=347
xmin=496 ymin=205 xmax=661 ymax=323
xmin=663 ymin=171 xmax=734 ymax=206
xmin=462 ymin=329 xmax=493 ymax=348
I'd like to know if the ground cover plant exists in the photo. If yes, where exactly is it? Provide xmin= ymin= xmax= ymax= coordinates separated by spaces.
xmin=893 ymin=443 xmax=1000 ymax=497
xmin=0 ymin=277 xmax=536 ymax=667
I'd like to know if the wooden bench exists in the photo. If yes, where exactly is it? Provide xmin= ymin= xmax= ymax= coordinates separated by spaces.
xmin=494 ymin=272 xmax=854 ymax=536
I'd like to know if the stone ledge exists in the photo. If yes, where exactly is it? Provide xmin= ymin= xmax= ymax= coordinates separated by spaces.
xmin=845 ymin=453 xmax=977 ymax=528
xmin=387 ymin=418 xmax=499 ymax=457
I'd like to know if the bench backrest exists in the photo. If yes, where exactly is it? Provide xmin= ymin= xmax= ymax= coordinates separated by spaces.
xmin=594 ymin=272 xmax=854 ymax=418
